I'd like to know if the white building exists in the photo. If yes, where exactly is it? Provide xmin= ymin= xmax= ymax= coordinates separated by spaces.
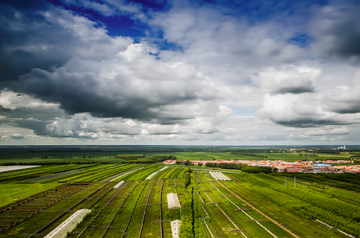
xmin=171 ymin=220 xmax=181 ymax=238
xmin=45 ymin=209 xmax=91 ymax=238
xmin=167 ymin=193 xmax=181 ymax=209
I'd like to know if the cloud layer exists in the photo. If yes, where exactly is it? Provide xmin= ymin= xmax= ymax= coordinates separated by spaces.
xmin=0 ymin=0 xmax=360 ymax=144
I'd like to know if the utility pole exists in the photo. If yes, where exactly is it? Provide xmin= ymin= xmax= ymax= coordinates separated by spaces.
xmin=285 ymin=177 xmax=286 ymax=187
xmin=294 ymin=176 xmax=296 ymax=187
xmin=307 ymin=149 xmax=309 ymax=161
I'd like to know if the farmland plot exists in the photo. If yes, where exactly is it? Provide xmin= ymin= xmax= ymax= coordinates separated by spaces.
xmin=140 ymin=179 xmax=162 ymax=237
xmin=194 ymin=171 xmax=351 ymax=238
xmin=1 ymin=164 xmax=358 ymax=238
xmin=221 ymin=173 xmax=351 ymax=238
xmin=68 ymin=181 xmax=130 ymax=237
xmin=0 ymin=183 xmax=88 ymax=235
xmin=0 ymin=165 xmax=81 ymax=183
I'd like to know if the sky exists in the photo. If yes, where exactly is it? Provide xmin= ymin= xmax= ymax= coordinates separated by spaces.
xmin=0 ymin=0 xmax=360 ymax=145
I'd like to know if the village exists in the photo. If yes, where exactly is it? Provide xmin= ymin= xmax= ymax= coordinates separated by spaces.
xmin=163 ymin=159 xmax=360 ymax=173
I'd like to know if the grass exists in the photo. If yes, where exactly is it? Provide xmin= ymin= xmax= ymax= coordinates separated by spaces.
xmin=170 ymin=152 xmax=249 ymax=161
xmin=257 ymin=152 xmax=350 ymax=161
xmin=0 ymin=149 xmax=356 ymax=167
xmin=74 ymin=181 xmax=136 ymax=237
xmin=2 ymin=163 xmax=359 ymax=237
xmin=199 ymin=177 xmax=274 ymax=237
xmin=58 ymin=164 xmax=118 ymax=182
xmin=124 ymin=181 xmax=154 ymax=237
xmin=0 ymin=151 xmax=264 ymax=164
xmin=123 ymin=164 xmax=163 ymax=181
xmin=2 ymin=182 xmax=89 ymax=236
xmin=0 ymin=182 xmax=60 ymax=208
xmin=226 ymin=173 xmax=350 ymax=238
xmin=197 ymin=171 xmax=351 ymax=238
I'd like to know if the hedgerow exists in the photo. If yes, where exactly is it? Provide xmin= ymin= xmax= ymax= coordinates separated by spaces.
xmin=180 ymin=186 xmax=194 ymax=238
xmin=184 ymin=168 xmax=192 ymax=188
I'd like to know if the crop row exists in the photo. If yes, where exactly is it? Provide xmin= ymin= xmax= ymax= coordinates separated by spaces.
xmin=74 ymin=164 xmax=138 ymax=182
xmin=196 ymin=175 xmax=243 ymax=237
xmin=69 ymin=175 xmax=182 ymax=237
xmin=93 ymin=180 xmax=162 ymax=237
xmin=148 ymin=167 xmax=171 ymax=180
xmin=249 ymin=172 xmax=360 ymax=206
xmin=75 ymin=181 xmax=130 ymax=237
xmin=121 ymin=164 xmax=163 ymax=181
xmin=58 ymin=164 xmax=137 ymax=183
xmin=0 ymin=183 xmax=90 ymax=234
xmin=29 ymin=182 xmax=116 ymax=237
xmin=2 ymin=165 xmax=177 ymax=237
xmin=58 ymin=164 xmax=119 ymax=182
xmin=196 ymin=171 xmax=313 ymax=238
xmin=213 ymin=179 xmax=299 ymax=237
xmin=179 ymin=185 xmax=194 ymax=237
xmin=225 ymin=173 xmax=349 ymax=238
xmin=6 ymin=163 xmax=356 ymax=238
xmin=273 ymin=173 xmax=360 ymax=192
xmin=101 ymin=181 xmax=144 ymax=237
xmin=138 ymin=179 xmax=156 ymax=237
xmin=234 ymin=172 xmax=358 ymax=237
xmin=2 ymin=181 xmax=117 ymax=237
xmin=0 ymin=164 xmax=97 ymax=183
xmin=67 ymin=181 xmax=137 ymax=237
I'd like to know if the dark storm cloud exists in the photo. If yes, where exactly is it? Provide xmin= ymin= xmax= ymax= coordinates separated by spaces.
xmin=310 ymin=4 xmax=360 ymax=62
xmin=0 ymin=105 xmax=13 ymax=112
xmin=0 ymin=98 xmax=99 ymax=139
xmin=323 ymin=91 xmax=360 ymax=114
xmin=257 ymin=93 xmax=358 ymax=129
xmin=273 ymin=86 xmax=314 ymax=95
xmin=2 ymin=0 xmax=360 ymax=145
xmin=274 ymin=118 xmax=346 ymax=128
xmin=11 ymin=65 xmax=206 ymax=123
xmin=0 ymin=1 xmax=221 ymax=125
xmin=330 ymin=104 xmax=360 ymax=114
xmin=0 ymin=1 xmax=57 ymax=82
xmin=252 ymin=66 xmax=319 ymax=95
xmin=303 ymin=126 xmax=350 ymax=136
xmin=0 ymin=1 xmax=131 ymax=85
xmin=0 ymin=105 xmax=65 ymax=136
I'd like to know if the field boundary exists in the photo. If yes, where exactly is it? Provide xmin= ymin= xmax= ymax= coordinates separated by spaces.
xmin=217 ymin=180 xmax=299 ymax=238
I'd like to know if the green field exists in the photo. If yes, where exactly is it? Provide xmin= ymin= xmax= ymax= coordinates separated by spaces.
xmin=0 ymin=161 xmax=359 ymax=237
xmin=0 ymin=183 xmax=60 ymax=208
xmin=0 ymin=151 xmax=148 ymax=164
xmin=0 ymin=151 xmax=244 ymax=164
xmin=0 ymin=147 xmax=357 ymax=166
xmin=257 ymin=152 xmax=350 ymax=161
